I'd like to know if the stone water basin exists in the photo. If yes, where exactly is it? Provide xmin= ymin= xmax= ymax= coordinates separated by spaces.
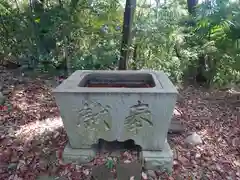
xmin=53 ymin=70 xmax=178 ymax=151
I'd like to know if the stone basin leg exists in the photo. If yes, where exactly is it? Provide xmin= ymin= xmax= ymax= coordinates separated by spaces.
xmin=142 ymin=141 xmax=173 ymax=173
xmin=63 ymin=143 xmax=96 ymax=164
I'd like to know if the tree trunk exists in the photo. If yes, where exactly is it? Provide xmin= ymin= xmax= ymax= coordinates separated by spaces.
xmin=118 ymin=0 xmax=136 ymax=70
xmin=63 ymin=37 xmax=72 ymax=77
xmin=29 ymin=0 xmax=41 ymax=67
xmin=131 ymin=44 xmax=138 ymax=70
xmin=187 ymin=0 xmax=198 ymax=16
xmin=14 ymin=0 xmax=21 ymax=12
xmin=58 ymin=0 xmax=63 ymax=7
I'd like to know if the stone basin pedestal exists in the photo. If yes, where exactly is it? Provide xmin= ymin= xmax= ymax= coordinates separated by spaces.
xmin=53 ymin=70 xmax=178 ymax=172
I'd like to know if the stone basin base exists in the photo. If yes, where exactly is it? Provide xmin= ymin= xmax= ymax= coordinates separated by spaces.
xmin=62 ymin=141 xmax=173 ymax=172
xmin=143 ymin=142 xmax=173 ymax=172
xmin=62 ymin=144 xmax=96 ymax=164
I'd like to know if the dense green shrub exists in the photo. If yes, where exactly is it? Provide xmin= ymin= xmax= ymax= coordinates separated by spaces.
xmin=0 ymin=0 xmax=239 ymax=87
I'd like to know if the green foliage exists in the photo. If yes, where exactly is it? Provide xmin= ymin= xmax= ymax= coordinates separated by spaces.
xmin=0 ymin=0 xmax=122 ymax=70
xmin=0 ymin=0 xmax=239 ymax=87
xmin=105 ymin=157 xmax=114 ymax=170
xmin=188 ymin=0 xmax=240 ymax=86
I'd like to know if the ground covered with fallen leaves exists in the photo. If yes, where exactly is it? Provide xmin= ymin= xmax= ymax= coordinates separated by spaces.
xmin=0 ymin=67 xmax=239 ymax=180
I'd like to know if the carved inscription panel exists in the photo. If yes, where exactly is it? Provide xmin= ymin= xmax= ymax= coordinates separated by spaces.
xmin=124 ymin=100 xmax=153 ymax=135
xmin=76 ymin=100 xmax=112 ymax=132
xmin=74 ymin=99 xmax=153 ymax=142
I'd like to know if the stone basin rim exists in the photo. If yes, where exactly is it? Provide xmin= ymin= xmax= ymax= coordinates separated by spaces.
xmin=52 ymin=70 xmax=178 ymax=94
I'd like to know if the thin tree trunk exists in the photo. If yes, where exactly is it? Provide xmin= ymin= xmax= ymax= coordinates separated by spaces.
xmin=118 ymin=0 xmax=136 ymax=70
xmin=132 ymin=44 xmax=138 ymax=70
xmin=187 ymin=0 xmax=198 ymax=16
xmin=58 ymin=0 xmax=63 ymax=7
xmin=14 ymin=0 xmax=21 ymax=12
xmin=174 ymin=44 xmax=181 ymax=59
xmin=63 ymin=36 xmax=72 ymax=76
xmin=29 ymin=0 xmax=41 ymax=67
xmin=0 ymin=17 xmax=10 ymax=45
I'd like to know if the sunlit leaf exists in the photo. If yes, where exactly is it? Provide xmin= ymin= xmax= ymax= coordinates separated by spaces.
xmin=34 ymin=18 xmax=40 ymax=23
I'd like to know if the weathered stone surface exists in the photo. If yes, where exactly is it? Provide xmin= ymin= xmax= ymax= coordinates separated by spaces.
xmin=63 ymin=143 xmax=96 ymax=164
xmin=53 ymin=70 xmax=178 ymax=151
xmin=142 ymin=142 xmax=173 ymax=173
xmin=185 ymin=132 xmax=203 ymax=146
xmin=92 ymin=164 xmax=113 ymax=180
xmin=169 ymin=118 xmax=185 ymax=133
xmin=147 ymin=170 xmax=157 ymax=179
xmin=37 ymin=175 xmax=66 ymax=180
xmin=116 ymin=161 xmax=142 ymax=180
xmin=0 ymin=92 xmax=5 ymax=105
xmin=2 ymin=89 xmax=11 ymax=96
